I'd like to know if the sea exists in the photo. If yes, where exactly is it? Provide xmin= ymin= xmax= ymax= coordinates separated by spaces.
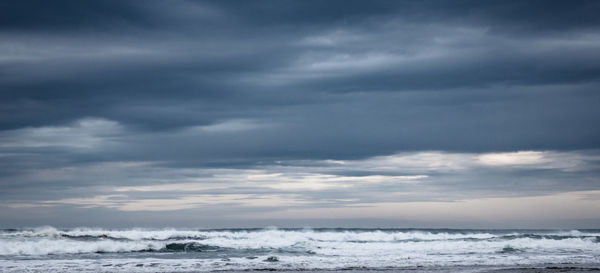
xmin=1 ymin=227 xmax=599 ymax=273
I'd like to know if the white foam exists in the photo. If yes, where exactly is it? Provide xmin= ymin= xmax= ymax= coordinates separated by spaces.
xmin=3 ymin=227 xmax=497 ymax=241
xmin=0 ymin=239 xmax=167 ymax=255
xmin=0 ymin=227 xmax=208 ymax=241
xmin=1 ymin=227 xmax=599 ymax=271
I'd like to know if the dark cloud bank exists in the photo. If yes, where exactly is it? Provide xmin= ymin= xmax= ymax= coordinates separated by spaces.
xmin=1 ymin=0 xmax=599 ymax=228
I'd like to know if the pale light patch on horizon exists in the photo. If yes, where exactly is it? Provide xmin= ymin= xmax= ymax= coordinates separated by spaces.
xmin=251 ymin=190 xmax=600 ymax=223
xmin=316 ymin=151 xmax=476 ymax=173
xmin=336 ymin=150 xmax=599 ymax=173
xmin=115 ymin=172 xmax=426 ymax=192
xmin=478 ymin=151 xmax=548 ymax=166
xmin=265 ymin=173 xmax=427 ymax=191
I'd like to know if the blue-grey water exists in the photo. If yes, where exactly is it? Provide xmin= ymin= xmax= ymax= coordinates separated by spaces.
xmin=1 ymin=227 xmax=599 ymax=272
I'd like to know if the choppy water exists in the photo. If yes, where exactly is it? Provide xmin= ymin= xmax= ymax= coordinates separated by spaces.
xmin=1 ymin=227 xmax=599 ymax=272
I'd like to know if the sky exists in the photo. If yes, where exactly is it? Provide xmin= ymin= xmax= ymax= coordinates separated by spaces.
xmin=1 ymin=0 xmax=600 ymax=229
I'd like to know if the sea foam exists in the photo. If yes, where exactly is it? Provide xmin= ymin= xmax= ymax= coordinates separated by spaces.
xmin=1 ymin=227 xmax=599 ymax=272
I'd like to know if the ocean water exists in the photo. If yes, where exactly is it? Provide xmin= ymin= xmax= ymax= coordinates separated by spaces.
xmin=1 ymin=227 xmax=599 ymax=272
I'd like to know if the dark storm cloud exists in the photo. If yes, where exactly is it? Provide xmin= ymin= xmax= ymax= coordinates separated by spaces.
xmin=1 ymin=0 xmax=600 ymax=227
xmin=1 ymin=0 xmax=599 ymax=158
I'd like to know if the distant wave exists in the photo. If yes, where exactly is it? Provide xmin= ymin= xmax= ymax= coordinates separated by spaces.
xmin=8 ymin=226 xmax=598 ymax=241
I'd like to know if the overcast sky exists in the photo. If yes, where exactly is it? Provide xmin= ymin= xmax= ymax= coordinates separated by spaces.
xmin=1 ymin=0 xmax=600 ymax=229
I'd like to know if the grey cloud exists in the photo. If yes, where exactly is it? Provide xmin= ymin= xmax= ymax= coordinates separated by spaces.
xmin=1 ymin=0 xmax=600 ymax=227
xmin=2 ymin=149 xmax=599 ymax=202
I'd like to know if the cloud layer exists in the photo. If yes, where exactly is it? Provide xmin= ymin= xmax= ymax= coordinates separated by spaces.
xmin=1 ymin=0 xmax=599 ymax=227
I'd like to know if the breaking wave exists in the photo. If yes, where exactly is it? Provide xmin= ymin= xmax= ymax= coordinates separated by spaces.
xmin=1 ymin=227 xmax=599 ymax=272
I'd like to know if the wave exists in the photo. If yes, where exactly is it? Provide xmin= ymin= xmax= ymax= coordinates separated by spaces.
xmin=162 ymin=242 xmax=222 ymax=252
xmin=0 ymin=226 xmax=209 ymax=241
xmin=0 ymin=240 xmax=233 ymax=256
xmin=3 ymin=227 xmax=599 ymax=241
xmin=0 ymin=239 xmax=166 ymax=255
xmin=1 ymin=227 xmax=599 ymax=256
